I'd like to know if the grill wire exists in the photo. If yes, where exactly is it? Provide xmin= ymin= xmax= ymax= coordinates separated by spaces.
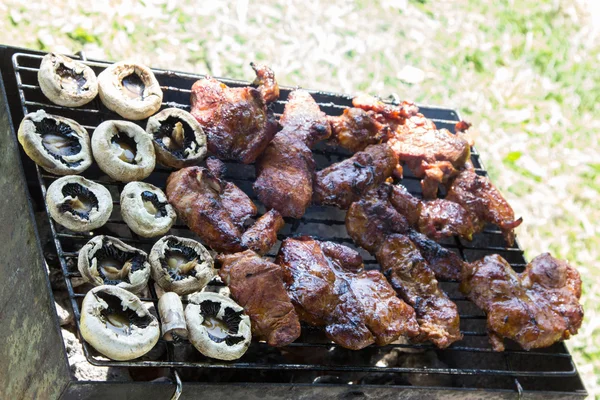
xmin=10 ymin=52 xmax=581 ymax=393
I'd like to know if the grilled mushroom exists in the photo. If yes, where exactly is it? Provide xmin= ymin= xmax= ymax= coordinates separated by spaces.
xmin=78 ymin=235 xmax=151 ymax=294
xmin=185 ymin=292 xmax=251 ymax=360
xmin=149 ymin=236 xmax=215 ymax=295
xmin=46 ymin=175 xmax=112 ymax=232
xmin=98 ymin=61 xmax=163 ymax=120
xmin=158 ymin=292 xmax=188 ymax=341
xmin=120 ymin=182 xmax=176 ymax=237
xmin=80 ymin=285 xmax=160 ymax=360
xmin=91 ymin=120 xmax=155 ymax=182
xmin=38 ymin=53 xmax=98 ymax=107
xmin=146 ymin=108 xmax=208 ymax=168
xmin=18 ymin=110 xmax=92 ymax=175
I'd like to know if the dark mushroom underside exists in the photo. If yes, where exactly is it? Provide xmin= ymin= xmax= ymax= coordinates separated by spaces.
xmin=121 ymin=73 xmax=146 ymax=100
xmin=96 ymin=291 xmax=152 ymax=336
xmin=199 ymin=300 xmax=245 ymax=346
xmin=33 ymin=118 xmax=83 ymax=166
xmin=159 ymin=239 xmax=202 ymax=281
xmin=55 ymin=63 xmax=88 ymax=94
xmin=110 ymin=131 xmax=138 ymax=164
xmin=141 ymin=191 xmax=169 ymax=218
xmin=92 ymin=238 xmax=145 ymax=285
xmin=58 ymin=182 xmax=99 ymax=220
xmin=153 ymin=116 xmax=201 ymax=159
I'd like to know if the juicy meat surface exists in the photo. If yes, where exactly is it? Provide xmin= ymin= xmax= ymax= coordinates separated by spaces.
xmin=390 ymin=184 xmax=476 ymax=241
xmin=218 ymin=250 xmax=301 ymax=347
xmin=241 ymin=209 xmax=285 ymax=255
xmin=446 ymin=168 xmax=522 ymax=246
xmin=313 ymin=143 xmax=399 ymax=209
xmin=460 ymin=253 xmax=583 ymax=351
xmin=346 ymin=184 xmax=409 ymax=254
xmin=166 ymin=166 xmax=282 ymax=254
xmin=276 ymin=237 xmax=419 ymax=350
xmin=190 ymin=65 xmax=279 ymax=164
xmin=376 ymin=235 xmax=463 ymax=348
xmin=389 ymin=123 xmax=471 ymax=199
xmin=327 ymin=108 xmax=390 ymax=153
xmin=250 ymin=62 xmax=280 ymax=103
xmin=352 ymin=94 xmax=419 ymax=122
xmin=254 ymin=90 xmax=331 ymax=218
xmin=406 ymin=230 xmax=465 ymax=281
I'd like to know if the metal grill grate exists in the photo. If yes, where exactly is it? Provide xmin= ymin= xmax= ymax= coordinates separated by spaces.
xmin=10 ymin=51 xmax=583 ymax=395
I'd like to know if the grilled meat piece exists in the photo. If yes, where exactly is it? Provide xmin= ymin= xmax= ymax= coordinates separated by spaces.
xmin=460 ymin=253 xmax=583 ymax=351
xmin=190 ymin=65 xmax=279 ymax=164
xmin=218 ymin=250 xmax=301 ymax=347
xmin=254 ymin=90 xmax=331 ymax=218
xmin=353 ymin=94 xmax=419 ymax=122
xmin=276 ymin=237 xmax=419 ymax=350
xmin=446 ymin=168 xmax=522 ymax=246
xmin=390 ymin=184 xmax=476 ymax=241
xmin=346 ymin=184 xmax=409 ymax=254
xmin=241 ymin=209 xmax=285 ymax=255
xmin=313 ymin=144 xmax=399 ymax=209
xmin=406 ymin=230 xmax=465 ymax=281
xmin=389 ymin=122 xmax=470 ymax=199
xmin=327 ymin=108 xmax=390 ymax=153
xmin=250 ymin=62 xmax=279 ymax=103
xmin=376 ymin=235 xmax=462 ymax=348
xmin=166 ymin=166 xmax=282 ymax=254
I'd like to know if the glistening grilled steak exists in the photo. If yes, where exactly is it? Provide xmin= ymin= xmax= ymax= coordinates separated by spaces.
xmin=461 ymin=253 xmax=583 ymax=351
xmin=313 ymin=143 xmax=399 ymax=209
xmin=166 ymin=166 xmax=283 ymax=254
xmin=190 ymin=63 xmax=279 ymax=164
xmin=276 ymin=237 xmax=419 ymax=350
xmin=254 ymin=90 xmax=331 ymax=218
xmin=446 ymin=166 xmax=522 ymax=246
xmin=218 ymin=250 xmax=301 ymax=347
xmin=376 ymin=234 xmax=462 ymax=348
xmin=326 ymin=107 xmax=390 ymax=153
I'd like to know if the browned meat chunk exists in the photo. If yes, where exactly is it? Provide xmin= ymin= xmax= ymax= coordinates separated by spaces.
xmin=376 ymin=234 xmax=462 ymax=348
xmin=460 ymin=253 xmax=583 ymax=351
xmin=327 ymin=108 xmax=390 ymax=153
xmin=406 ymin=230 xmax=465 ymax=281
xmin=276 ymin=237 xmax=419 ymax=350
xmin=390 ymin=184 xmax=476 ymax=241
xmin=166 ymin=166 xmax=283 ymax=254
xmin=254 ymin=90 xmax=331 ymax=218
xmin=250 ymin=62 xmax=279 ymax=103
xmin=352 ymin=94 xmax=419 ymax=122
xmin=241 ymin=209 xmax=285 ymax=255
xmin=190 ymin=64 xmax=279 ymax=163
xmin=313 ymin=143 xmax=399 ymax=209
xmin=218 ymin=250 xmax=301 ymax=347
xmin=446 ymin=168 xmax=522 ymax=246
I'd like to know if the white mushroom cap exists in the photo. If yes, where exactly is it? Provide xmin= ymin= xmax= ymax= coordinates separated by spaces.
xmin=185 ymin=292 xmax=251 ymax=361
xmin=120 ymin=182 xmax=176 ymax=237
xmin=17 ymin=110 xmax=92 ymax=175
xmin=80 ymin=285 xmax=160 ymax=361
xmin=98 ymin=61 xmax=163 ymax=120
xmin=91 ymin=120 xmax=155 ymax=182
xmin=78 ymin=235 xmax=151 ymax=294
xmin=149 ymin=236 xmax=215 ymax=295
xmin=38 ymin=53 xmax=98 ymax=107
xmin=146 ymin=108 xmax=207 ymax=168
xmin=46 ymin=175 xmax=113 ymax=232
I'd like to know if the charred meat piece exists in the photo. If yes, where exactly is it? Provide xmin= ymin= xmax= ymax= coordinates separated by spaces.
xmin=166 ymin=166 xmax=282 ymax=254
xmin=218 ymin=250 xmax=301 ymax=347
xmin=327 ymin=108 xmax=390 ymax=153
xmin=352 ymin=94 xmax=419 ymax=122
xmin=346 ymin=184 xmax=409 ymax=254
xmin=241 ymin=209 xmax=285 ymax=256
xmin=461 ymin=253 xmax=583 ymax=351
xmin=390 ymin=184 xmax=476 ymax=241
xmin=406 ymin=230 xmax=465 ymax=281
xmin=276 ymin=237 xmax=419 ymax=350
xmin=388 ymin=123 xmax=470 ymax=199
xmin=313 ymin=144 xmax=399 ymax=209
xmin=190 ymin=64 xmax=279 ymax=164
xmin=250 ymin=62 xmax=280 ymax=103
xmin=254 ymin=90 xmax=331 ymax=218
xmin=376 ymin=235 xmax=462 ymax=348
xmin=446 ymin=168 xmax=522 ymax=246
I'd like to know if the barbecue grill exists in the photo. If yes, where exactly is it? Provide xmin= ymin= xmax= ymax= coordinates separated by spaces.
xmin=0 ymin=44 xmax=587 ymax=399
